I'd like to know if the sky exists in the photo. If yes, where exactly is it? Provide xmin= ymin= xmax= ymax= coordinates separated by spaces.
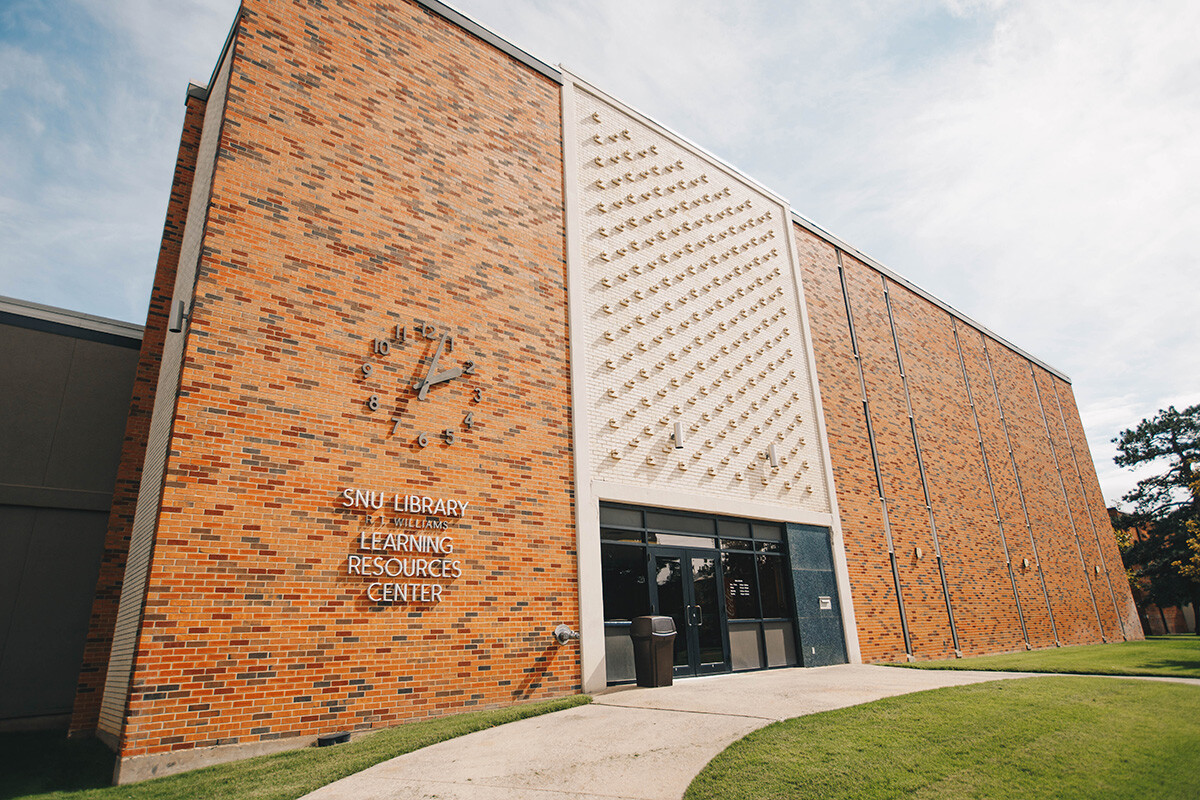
xmin=1 ymin=0 xmax=1197 ymax=505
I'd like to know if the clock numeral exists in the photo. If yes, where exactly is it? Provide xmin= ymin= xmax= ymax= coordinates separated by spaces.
xmin=463 ymin=411 xmax=475 ymax=430
xmin=361 ymin=363 xmax=373 ymax=377
xmin=367 ymin=394 xmax=380 ymax=411
xmin=391 ymin=416 xmax=402 ymax=435
xmin=421 ymin=324 xmax=436 ymax=340
xmin=444 ymin=335 xmax=453 ymax=353
xmin=462 ymin=360 xmax=475 ymax=375
xmin=373 ymin=338 xmax=390 ymax=356
xmin=394 ymin=324 xmax=406 ymax=342
xmin=417 ymin=432 xmax=428 ymax=448
xmin=473 ymin=387 xmax=484 ymax=403
xmin=442 ymin=429 xmax=456 ymax=445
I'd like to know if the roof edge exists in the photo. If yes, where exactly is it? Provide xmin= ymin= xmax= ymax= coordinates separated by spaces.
xmin=789 ymin=211 xmax=1070 ymax=383
xmin=0 ymin=295 xmax=144 ymax=346
xmin=414 ymin=0 xmax=562 ymax=83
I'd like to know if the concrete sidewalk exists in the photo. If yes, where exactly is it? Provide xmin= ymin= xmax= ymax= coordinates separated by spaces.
xmin=300 ymin=664 xmax=1036 ymax=800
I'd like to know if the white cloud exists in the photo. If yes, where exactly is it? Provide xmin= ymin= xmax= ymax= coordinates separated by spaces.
xmin=1 ymin=0 xmax=1193 ymax=505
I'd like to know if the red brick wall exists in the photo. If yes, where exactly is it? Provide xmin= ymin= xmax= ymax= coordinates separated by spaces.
xmin=114 ymin=0 xmax=576 ymax=761
xmin=1056 ymin=383 xmax=1142 ymax=635
xmin=69 ymin=93 xmax=209 ymax=737
xmin=795 ymin=223 xmax=1141 ymax=660
xmin=793 ymin=229 xmax=907 ymax=662
xmin=888 ymin=284 xmax=1026 ymax=656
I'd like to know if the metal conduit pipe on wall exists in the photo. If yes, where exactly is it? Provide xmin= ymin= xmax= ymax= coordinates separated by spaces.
xmin=881 ymin=276 xmax=961 ymax=657
xmin=982 ymin=337 xmax=1061 ymax=646
xmin=1029 ymin=363 xmax=1107 ymax=641
xmin=952 ymin=320 xmax=1031 ymax=649
xmin=836 ymin=252 xmax=913 ymax=660
xmin=1049 ymin=380 xmax=1128 ymax=640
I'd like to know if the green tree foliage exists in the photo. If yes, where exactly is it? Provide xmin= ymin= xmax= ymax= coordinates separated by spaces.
xmin=1112 ymin=404 xmax=1200 ymax=632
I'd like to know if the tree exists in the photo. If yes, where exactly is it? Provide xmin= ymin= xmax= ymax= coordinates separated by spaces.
xmin=1112 ymin=404 xmax=1200 ymax=634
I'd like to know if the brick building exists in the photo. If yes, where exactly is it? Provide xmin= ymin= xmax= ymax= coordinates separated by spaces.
xmin=40 ymin=0 xmax=1138 ymax=782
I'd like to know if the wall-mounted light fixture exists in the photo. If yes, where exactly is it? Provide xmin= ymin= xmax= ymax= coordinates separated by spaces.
xmin=671 ymin=421 xmax=684 ymax=450
xmin=168 ymin=300 xmax=191 ymax=333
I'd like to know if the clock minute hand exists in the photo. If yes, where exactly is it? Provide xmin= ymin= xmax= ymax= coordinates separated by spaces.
xmin=420 ymin=365 xmax=463 ymax=395
xmin=414 ymin=334 xmax=459 ymax=400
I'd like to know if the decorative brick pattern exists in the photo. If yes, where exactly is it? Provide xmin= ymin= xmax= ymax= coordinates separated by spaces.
xmin=570 ymin=84 xmax=831 ymax=513
xmin=110 ymin=0 xmax=577 ymax=763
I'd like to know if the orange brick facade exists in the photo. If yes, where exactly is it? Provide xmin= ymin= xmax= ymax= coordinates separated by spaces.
xmin=79 ymin=0 xmax=578 ymax=770
xmin=70 ymin=0 xmax=1139 ymax=778
xmin=796 ymin=226 xmax=1139 ymax=663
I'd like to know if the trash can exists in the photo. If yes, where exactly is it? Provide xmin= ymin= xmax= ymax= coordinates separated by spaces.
xmin=630 ymin=615 xmax=676 ymax=687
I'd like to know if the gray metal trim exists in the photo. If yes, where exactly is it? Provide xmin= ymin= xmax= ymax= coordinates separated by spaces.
xmin=0 ymin=295 xmax=143 ymax=345
xmin=0 ymin=484 xmax=113 ymax=512
xmin=414 ymin=0 xmax=562 ymax=83
xmin=837 ymin=252 xmax=913 ymax=659
xmin=952 ymin=318 xmax=1030 ymax=648
xmin=881 ymin=276 xmax=960 ymax=655
xmin=1029 ymin=362 xmax=1107 ymax=639
xmin=1049 ymin=378 xmax=1128 ymax=640
xmin=790 ymin=211 xmax=1070 ymax=383
xmin=186 ymin=83 xmax=208 ymax=102
xmin=982 ymin=336 xmax=1061 ymax=646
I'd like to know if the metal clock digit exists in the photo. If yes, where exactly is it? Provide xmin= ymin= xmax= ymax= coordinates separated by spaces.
xmin=356 ymin=321 xmax=482 ymax=449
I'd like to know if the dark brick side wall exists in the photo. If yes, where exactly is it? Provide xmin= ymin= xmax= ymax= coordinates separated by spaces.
xmin=115 ymin=0 xmax=576 ymax=760
xmin=796 ymin=223 xmax=1141 ymax=661
xmin=69 ymin=94 xmax=208 ymax=737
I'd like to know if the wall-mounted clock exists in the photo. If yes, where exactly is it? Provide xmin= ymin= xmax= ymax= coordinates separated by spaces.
xmin=356 ymin=322 xmax=483 ymax=449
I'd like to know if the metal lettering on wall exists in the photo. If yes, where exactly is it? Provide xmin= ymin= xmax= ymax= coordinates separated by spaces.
xmin=339 ymin=488 xmax=468 ymax=604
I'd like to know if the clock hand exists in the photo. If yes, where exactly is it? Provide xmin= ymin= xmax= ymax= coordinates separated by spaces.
xmin=414 ymin=334 xmax=467 ymax=400
xmin=414 ymin=334 xmax=447 ymax=400
xmin=420 ymin=365 xmax=463 ymax=395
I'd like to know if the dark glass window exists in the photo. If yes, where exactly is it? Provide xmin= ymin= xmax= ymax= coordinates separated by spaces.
xmin=602 ymin=545 xmax=650 ymax=622
xmin=601 ymin=526 xmax=642 ymax=543
xmin=721 ymin=538 xmax=753 ymax=551
xmin=600 ymin=506 xmax=642 ymax=528
xmin=717 ymin=520 xmax=751 ymax=539
xmin=757 ymin=555 xmax=788 ymax=618
xmin=649 ymin=532 xmax=715 ymax=548
xmin=645 ymin=511 xmax=714 ymax=535
xmin=721 ymin=552 xmax=759 ymax=619
xmin=752 ymin=523 xmax=783 ymax=541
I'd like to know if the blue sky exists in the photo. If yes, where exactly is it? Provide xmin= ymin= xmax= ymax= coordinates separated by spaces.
xmin=1 ymin=0 xmax=1197 ymax=504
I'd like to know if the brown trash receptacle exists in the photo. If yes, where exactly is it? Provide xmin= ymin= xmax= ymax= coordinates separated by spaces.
xmin=630 ymin=615 xmax=676 ymax=687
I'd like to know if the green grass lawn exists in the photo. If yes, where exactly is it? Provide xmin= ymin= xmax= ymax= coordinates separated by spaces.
xmin=686 ymin=676 xmax=1200 ymax=800
xmin=892 ymin=634 xmax=1200 ymax=678
xmin=0 ymin=695 xmax=589 ymax=800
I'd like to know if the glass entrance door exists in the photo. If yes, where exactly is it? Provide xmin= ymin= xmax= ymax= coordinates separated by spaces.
xmin=650 ymin=548 xmax=728 ymax=676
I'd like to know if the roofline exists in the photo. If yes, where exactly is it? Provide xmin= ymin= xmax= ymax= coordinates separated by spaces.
xmin=189 ymin=0 xmax=1068 ymax=383
xmin=416 ymin=0 xmax=562 ymax=83
xmin=0 ymin=295 xmax=143 ymax=348
xmin=789 ymin=211 xmax=1070 ymax=382
xmin=186 ymin=3 xmax=244 ymax=102
xmin=418 ymin=0 xmax=1070 ymax=382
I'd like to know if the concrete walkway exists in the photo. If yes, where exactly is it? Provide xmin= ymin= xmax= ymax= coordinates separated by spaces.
xmin=300 ymin=664 xmax=1038 ymax=800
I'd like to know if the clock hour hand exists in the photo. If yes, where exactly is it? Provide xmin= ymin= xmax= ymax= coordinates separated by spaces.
xmin=416 ymin=365 xmax=463 ymax=399
xmin=414 ymin=334 xmax=462 ymax=400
